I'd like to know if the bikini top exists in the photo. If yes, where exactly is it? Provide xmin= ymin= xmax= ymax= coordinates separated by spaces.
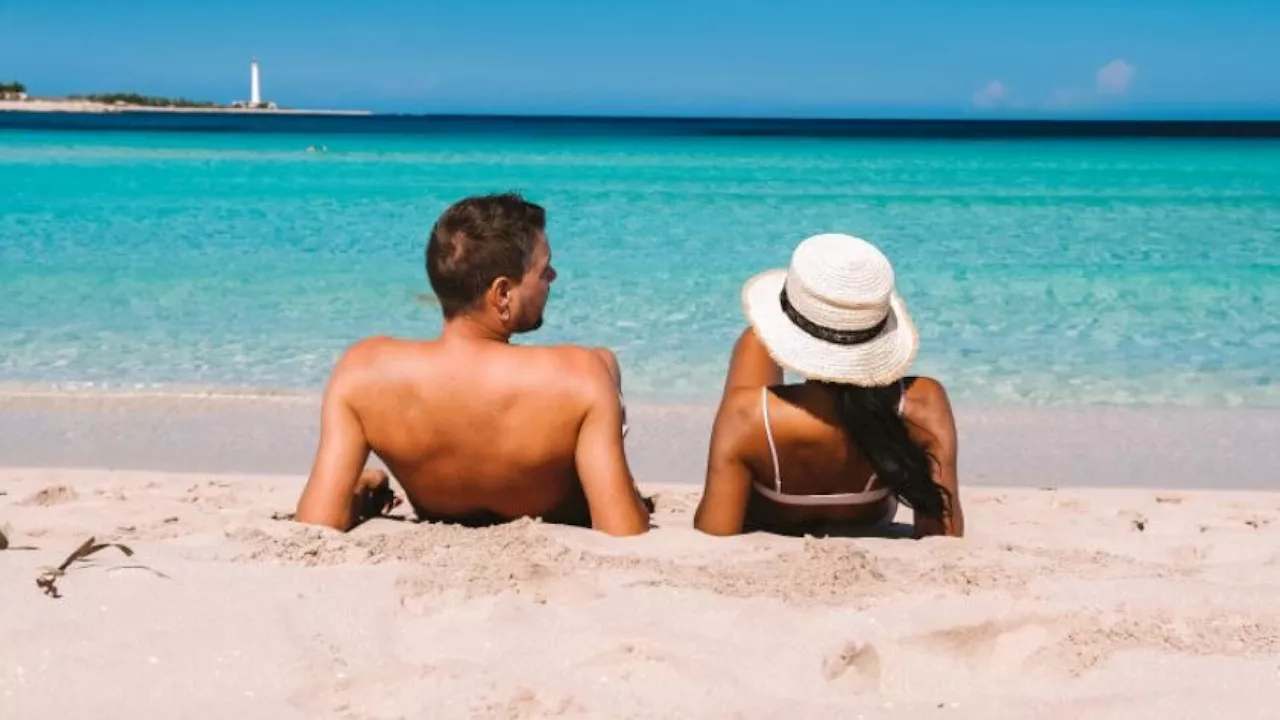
xmin=753 ymin=380 xmax=905 ymax=507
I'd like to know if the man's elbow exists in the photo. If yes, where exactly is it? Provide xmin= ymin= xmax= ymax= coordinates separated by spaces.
xmin=597 ymin=508 xmax=650 ymax=537
xmin=600 ymin=524 xmax=648 ymax=537
xmin=294 ymin=502 xmax=353 ymax=533
xmin=597 ymin=523 xmax=648 ymax=537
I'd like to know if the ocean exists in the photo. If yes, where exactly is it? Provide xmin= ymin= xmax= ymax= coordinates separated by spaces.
xmin=1 ymin=114 xmax=1277 ymax=407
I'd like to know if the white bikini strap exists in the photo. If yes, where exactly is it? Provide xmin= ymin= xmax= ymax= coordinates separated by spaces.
xmin=761 ymin=387 xmax=782 ymax=492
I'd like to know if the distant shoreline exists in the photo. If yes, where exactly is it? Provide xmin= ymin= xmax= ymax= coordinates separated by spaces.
xmin=0 ymin=99 xmax=370 ymax=116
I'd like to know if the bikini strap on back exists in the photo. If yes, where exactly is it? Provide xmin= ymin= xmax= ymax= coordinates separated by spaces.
xmin=761 ymin=387 xmax=782 ymax=492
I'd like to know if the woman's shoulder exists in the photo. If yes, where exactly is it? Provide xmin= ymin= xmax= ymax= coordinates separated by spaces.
xmin=901 ymin=376 xmax=957 ymax=438
xmin=718 ymin=384 xmax=768 ymax=426
xmin=903 ymin=376 xmax=951 ymax=408
xmin=712 ymin=384 xmax=785 ymax=454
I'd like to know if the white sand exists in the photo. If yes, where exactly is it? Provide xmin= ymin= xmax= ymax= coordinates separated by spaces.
xmin=2 ymin=468 xmax=1278 ymax=719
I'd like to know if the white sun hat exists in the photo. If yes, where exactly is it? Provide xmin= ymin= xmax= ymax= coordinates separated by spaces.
xmin=742 ymin=233 xmax=919 ymax=387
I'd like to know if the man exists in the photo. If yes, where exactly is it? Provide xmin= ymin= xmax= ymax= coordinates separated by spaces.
xmin=295 ymin=193 xmax=649 ymax=536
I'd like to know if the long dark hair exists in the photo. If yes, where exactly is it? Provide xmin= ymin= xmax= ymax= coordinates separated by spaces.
xmin=824 ymin=381 xmax=951 ymax=519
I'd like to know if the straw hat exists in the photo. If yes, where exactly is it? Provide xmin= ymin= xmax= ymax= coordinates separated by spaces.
xmin=742 ymin=233 xmax=918 ymax=386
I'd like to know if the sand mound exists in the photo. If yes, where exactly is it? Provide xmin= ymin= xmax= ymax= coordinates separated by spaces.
xmin=18 ymin=484 xmax=79 ymax=506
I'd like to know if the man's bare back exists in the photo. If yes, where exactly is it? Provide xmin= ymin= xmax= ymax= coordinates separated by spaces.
xmin=294 ymin=193 xmax=649 ymax=536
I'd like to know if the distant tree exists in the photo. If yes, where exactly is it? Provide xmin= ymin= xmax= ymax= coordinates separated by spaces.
xmin=82 ymin=92 xmax=217 ymax=108
xmin=0 ymin=81 xmax=27 ymax=95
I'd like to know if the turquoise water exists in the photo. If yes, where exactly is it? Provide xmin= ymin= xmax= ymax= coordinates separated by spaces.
xmin=1 ymin=129 xmax=1278 ymax=406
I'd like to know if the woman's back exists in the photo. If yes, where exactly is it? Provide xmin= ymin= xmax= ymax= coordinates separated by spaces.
xmin=704 ymin=364 xmax=959 ymax=534
xmin=694 ymin=232 xmax=963 ymax=537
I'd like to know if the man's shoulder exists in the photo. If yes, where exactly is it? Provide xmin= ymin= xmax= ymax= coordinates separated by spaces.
xmin=509 ymin=345 xmax=620 ymax=409
xmin=328 ymin=336 xmax=431 ymax=386
xmin=518 ymin=343 xmax=616 ymax=374
xmin=337 ymin=335 xmax=419 ymax=365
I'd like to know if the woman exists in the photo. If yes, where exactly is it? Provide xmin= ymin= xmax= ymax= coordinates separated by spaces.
xmin=694 ymin=233 xmax=963 ymax=538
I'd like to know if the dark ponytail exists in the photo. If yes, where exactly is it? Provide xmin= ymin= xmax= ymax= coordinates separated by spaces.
xmin=825 ymin=381 xmax=951 ymax=519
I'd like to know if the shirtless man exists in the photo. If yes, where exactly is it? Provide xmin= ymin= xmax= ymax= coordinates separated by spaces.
xmin=294 ymin=193 xmax=649 ymax=536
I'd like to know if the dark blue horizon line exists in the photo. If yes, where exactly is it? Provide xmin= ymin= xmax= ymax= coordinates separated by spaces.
xmin=378 ymin=111 xmax=1280 ymax=123
xmin=4 ymin=111 xmax=1280 ymax=138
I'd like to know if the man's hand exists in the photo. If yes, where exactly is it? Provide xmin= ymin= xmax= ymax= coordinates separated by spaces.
xmin=354 ymin=468 xmax=401 ymax=523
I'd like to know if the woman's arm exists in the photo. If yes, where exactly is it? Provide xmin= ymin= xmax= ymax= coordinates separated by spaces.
xmin=722 ymin=327 xmax=783 ymax=393
xmin=904 ymin=378 xmax=964 ymax=537
xmin=695 ymin=390 xmax=756 ymax=535
xmin=695 ymin=328 xmax=779 ymax=535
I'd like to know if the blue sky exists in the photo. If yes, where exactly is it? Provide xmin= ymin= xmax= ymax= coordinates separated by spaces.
xmin=1 ymin=0 xmax=1277 ymax=117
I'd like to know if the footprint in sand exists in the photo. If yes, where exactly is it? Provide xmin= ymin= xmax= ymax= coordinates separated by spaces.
xmin=908 ymin=618 xmax=1058 ymax=680
xmin=472 ymin=687 xmax=585 ymax=719
xmin=395 ymin=563 xmax=604 ymax=616
xmin=821 ymin=640 xmax=882 ymax=692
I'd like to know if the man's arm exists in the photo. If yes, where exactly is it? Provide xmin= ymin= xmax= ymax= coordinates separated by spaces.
xmin=574 ymin=358 xmax=649 ymax=536
xmin=295 ymin=367 xmax=373 ymax=531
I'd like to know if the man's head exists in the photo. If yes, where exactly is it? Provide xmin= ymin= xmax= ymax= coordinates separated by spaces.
xmin=426 ymin=193 xmax=556 ymax=333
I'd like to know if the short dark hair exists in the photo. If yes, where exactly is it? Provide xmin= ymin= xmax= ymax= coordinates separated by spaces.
xmin=426 ymin=193 xmax=546 ymax=318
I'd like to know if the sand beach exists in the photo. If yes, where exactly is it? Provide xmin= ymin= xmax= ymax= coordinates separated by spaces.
xmin=3 ymin=465 xmax=1279 ymax=719
xmin=2 ymin=394 xmax=1279 ymax=718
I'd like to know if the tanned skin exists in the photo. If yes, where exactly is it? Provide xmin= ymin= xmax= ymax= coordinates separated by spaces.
xmin=295 ymin=231 xmax=649 ymax=536
xmin=694 ymin=328 xmax=963 ymax=538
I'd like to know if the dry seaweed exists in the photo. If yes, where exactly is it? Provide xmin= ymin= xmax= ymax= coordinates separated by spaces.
xmin=36 ymin=537 xmax=135 ymax=599
xmin=107 ymin=564 xmax=171 ymax=580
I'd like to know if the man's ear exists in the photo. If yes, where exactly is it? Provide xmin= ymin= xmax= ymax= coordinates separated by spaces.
xmin=488 ymin=276 xmax=514 ymax=315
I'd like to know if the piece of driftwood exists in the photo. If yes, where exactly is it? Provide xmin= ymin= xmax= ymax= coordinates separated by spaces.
xmin=36 ymin=537 xmax=135 ymax=599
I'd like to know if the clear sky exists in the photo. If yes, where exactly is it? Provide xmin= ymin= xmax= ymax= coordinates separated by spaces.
xmin=1 ymin=0 xmax=1277 ymax=117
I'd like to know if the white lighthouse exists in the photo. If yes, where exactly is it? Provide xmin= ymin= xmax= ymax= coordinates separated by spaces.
xmin=250 ymin=59 xmax=262 ymax=107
